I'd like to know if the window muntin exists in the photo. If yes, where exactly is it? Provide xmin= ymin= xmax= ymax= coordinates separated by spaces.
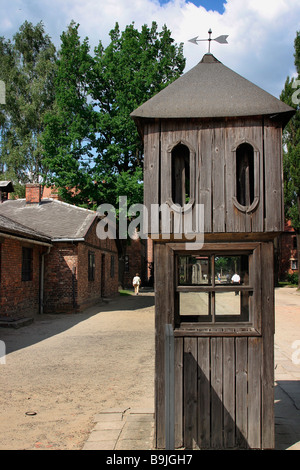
xmin=176 ymin=253 xmax=252 ymax=325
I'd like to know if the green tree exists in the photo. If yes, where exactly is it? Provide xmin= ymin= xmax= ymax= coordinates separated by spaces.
xmin=0 ymin=21 xmax=57 ymax=190
xmin=280 ymin=31 xmax=300 ymax=288
xmin=42 ymin=21 xmax=185 ymax=209
xmin=42 ymin=21 xmax=96 ymax=208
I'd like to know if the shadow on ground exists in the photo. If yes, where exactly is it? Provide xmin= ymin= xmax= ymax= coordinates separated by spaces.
xmin=0 ymin=292 xmax=155 ymax=355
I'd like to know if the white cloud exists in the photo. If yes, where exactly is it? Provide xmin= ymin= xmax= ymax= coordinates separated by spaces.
xmin=0 ymin=0 xmax=299 ymax=97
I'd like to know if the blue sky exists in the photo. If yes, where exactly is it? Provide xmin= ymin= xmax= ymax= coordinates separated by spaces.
xmin=0 ymin=0 xmax=299 ymax=98
xmin=159 ymin=0 xmax=225 ymax=13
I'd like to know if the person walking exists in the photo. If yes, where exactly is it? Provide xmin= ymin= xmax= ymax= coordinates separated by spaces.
xmin=132 ymin=273 xmax=141 ymax=295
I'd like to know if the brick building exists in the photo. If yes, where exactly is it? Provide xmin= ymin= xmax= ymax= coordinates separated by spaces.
xmin=0 ymin=214 xmax=52 ymax=319
xmin=278 ymin=220 xmax=298 ymax=280
xmin=122 ymin=231 xmax=149 ymax=289
xmin=0 ymin=184 xmax=119 ymax=319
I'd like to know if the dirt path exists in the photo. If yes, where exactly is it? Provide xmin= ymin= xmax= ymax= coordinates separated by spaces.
xmin=0 ymin=292 xmax=155 ymax=450
xmin=0 ymin=287 xmax=299 ymax=450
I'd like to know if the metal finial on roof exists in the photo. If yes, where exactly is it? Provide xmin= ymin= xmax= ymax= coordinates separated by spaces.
xmin=188 ymin=29 xmax=229 ymax=53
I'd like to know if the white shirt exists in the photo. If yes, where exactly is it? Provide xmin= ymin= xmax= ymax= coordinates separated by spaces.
xmin=231 ymin=274 xmax=240 ymax=283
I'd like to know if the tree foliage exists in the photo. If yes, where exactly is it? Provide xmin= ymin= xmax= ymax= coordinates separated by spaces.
xmin=280 ymin=31 xmax=300 ymax=233
xmin=42 ymin=21 xmax=185 ymax=209
xmin=0 ymin=21 xmax=57 ymax=190
xmin=280 ymin=31 xmax=300 ymax=288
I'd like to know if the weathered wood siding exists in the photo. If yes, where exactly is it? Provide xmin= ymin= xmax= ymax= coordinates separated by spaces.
xmin=144 ymin=118 xmax=284 ymax=236
xmin=173 ymin=335 xmax=263 ymax=449
xmin=154 ymin=242 xmax=275 ymax=450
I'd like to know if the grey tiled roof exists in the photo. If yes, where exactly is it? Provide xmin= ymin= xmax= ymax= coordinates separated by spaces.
xmin=0 ymin=214 xmax=51 ymax=243
xmin=131 ymin=53 xmax=295 ymax=123
xmin=0 ymin=199 xmax=99 ymax=240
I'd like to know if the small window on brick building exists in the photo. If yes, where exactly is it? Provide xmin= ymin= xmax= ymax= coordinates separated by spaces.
xmin=22 ymin=247 xmax=33 ymax=281
xmin=293 ymin=236 xmax=297 ymax=250
xmin=88 ymin=251 xmax=95 ymax=281
xmin=111 ymin=255 xmax=115 ymax=278
xmin=124 ymin=255 xmax=129 ymax=273
xmin=291 ymin=259 xmax=298 ymax=271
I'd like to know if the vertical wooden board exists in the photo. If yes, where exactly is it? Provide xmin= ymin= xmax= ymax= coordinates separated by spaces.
xmin=160 ymin=120 xmax=199 ymax=236
xmin=160 ymin=121 xmax=174 ymax=234
xmin=174 ymin=337 xmax=183 ymax=448
xmin=251 ymin=244 xmax=262 ymax=332
xmin=154 ymin=244 xmax=174 ymax=448
xmin=261 ymin=242 xmax=275 ymax=449
xmin=183 ymin=337 xmax=198 ymax=449
xmin=235 ymin=337 xmax=248 ymax=448
xmin=224 ymin=119 xmax=264 ymax=233
xmin=244 ymin=120 xmax=264 ymax=233
xmin=210 ymin=337 xmax=223 ymax=448
xmin=144 ymin=122 xmax=160 ymax=232
xmin=223 ymin=337 xmax=235 ymax=448
xmin=197 ymin=337 xmax=210 ymax=449
xmin=198 ymin=125 xmax=212 ymax=232
xmin=224 ymin=122 xmax=236 ymax=233
xmin=224 ymin=119 xmax=246 ymax=233
xmin=212 ymin=125 xmax=225 ymax=232
xmin=264 ymin=122 xmax=283 ymax=232
xmin=248 ymin=337 xmax=262 ymax=449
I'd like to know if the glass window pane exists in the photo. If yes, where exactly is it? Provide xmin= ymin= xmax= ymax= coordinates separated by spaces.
xmin=214 ymin=255 xmax=249 ymax=285
xmin=179 ymin=292 xmax=210 ymax=317
xmin=178 ymin=255 xmax=211 ymax=285
xmin=215 ymin=291 xmax=250 ymax=321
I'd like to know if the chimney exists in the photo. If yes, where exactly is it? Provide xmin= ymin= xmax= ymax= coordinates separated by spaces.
xmin=25 ymin=183 xmax=42 ymax=204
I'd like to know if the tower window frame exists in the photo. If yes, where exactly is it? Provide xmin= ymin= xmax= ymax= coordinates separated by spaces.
xmin=232 ymin=139 xmax=260 ymax=214
xmin=168 ymin=242 xmax=262 ymax=336
xmin=167 ymin=140 xmax=195 ymax=212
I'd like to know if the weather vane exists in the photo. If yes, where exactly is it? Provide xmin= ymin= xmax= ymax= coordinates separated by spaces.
xmin=188 ymin=28 xmax=229 ymax=53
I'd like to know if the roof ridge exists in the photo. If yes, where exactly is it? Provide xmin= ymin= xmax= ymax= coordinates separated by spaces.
xmin=44 ymin=198 xmax=99 ymax=216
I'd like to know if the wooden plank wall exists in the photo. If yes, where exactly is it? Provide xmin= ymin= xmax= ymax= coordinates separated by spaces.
xmin=145 ymin=117 xmax=283 ymax=235
xmin=173 ymin=335 xmax=263 ymax=449
xmin=154 ymin=242 xmax=275 ymax=450
xmin=264 ymin=119 xmax=284 ymax=233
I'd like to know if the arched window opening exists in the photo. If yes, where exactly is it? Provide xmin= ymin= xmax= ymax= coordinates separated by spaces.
xmin=236 ymin=143 xmax=254 ymax=207
xmin=172 ymin=143 xmax=190 ymax=206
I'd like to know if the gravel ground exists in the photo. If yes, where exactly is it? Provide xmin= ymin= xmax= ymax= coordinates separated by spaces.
xmin=1 ymin=287 xmax=299 ymax=451
xmin=0 ymin=292 xmax=155 ymax=450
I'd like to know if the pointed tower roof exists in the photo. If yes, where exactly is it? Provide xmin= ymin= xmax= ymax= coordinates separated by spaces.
xmin=131 ymin=53 xmax=294 ymax=126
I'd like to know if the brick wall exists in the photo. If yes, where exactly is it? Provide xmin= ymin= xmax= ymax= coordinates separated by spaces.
xmin=0 ymin=238 xmax=42 ymax=318
xmin=43 ymin=220 xmax=119 ymax=313
xmin=77 ymin=222 xmax=119 ymax=309
xmin=123 ymin=237 xmax=147 ymax=289
xmin=279 ymin=232 xmax=298 ymax=279
xmin=44 ymin=243 xmax=78 ymax=313
xmin=0 ymin=219 xmax=120 ymax=317
xmin=25 ymin=184 xmax=41 ymax=203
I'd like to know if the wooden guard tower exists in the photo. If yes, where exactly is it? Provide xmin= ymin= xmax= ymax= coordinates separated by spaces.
xmin=131 ymin=53 xmax=295 ymax=450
